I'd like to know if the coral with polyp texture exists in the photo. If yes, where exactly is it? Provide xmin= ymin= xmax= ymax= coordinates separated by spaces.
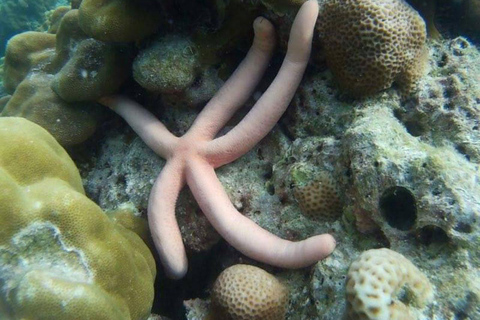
xmin=346 ymin=248 xmax=434 ymax=320
xmin=317 ymin=0 xmax=427 ymax=96
xmin=209 ymin=264 xmax=289 ymax=320
xmin=0 ymin=117 xmax=156 ymax=320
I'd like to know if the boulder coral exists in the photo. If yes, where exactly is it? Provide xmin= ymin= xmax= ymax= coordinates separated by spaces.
xmin=0 ymin=117 xmax=156 ymax=320
xmin=1 ymin=73 xmax=101 ymax=146
xmin=3 ymin=31 xmax=56 ymax=94
xmin=317 ymin=0 xmax=427 ymax=96
xmin=78 ymin=0 xmax=161 ymax=42
xmin=1 ymin=8 xmax=132 ymax=146
xmin=52 ymin=38 xmax=132 ymax=102
xmin=209 ymin=264 xmax=289 ymax=320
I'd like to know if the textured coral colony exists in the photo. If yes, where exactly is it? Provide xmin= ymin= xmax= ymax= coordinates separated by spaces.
xmin=0 ymin=0 xmax=479 ymax=319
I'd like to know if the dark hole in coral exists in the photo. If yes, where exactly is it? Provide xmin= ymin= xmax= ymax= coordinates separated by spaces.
xmin=455 ymin=144 xmax=471 ymax=161
xmin=443 ymin=102 xmax=455 ymax=110
xmin=416 ymin=225 xmax=449 ymax=245
xmin=443 ymin=88 xmax=457 ymax=99
xmin=454 ymin=222 xmax=473 ymax=234
xmin=266 ymin=183 xmax=275 ymax=195
xmin=263 ymin=166 xmax=273 ymax=179
xmin=404 ymin=119 xmax=425 ymax=136
xmin=437 ymin=53 xmax=448 ymax=67
xmin=379 ymin=186 xmax=417 ymax=231
xmin=393 ymin=109 xmax=403 ymax=121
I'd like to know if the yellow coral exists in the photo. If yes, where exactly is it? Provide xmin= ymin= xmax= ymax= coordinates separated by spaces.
xmin=0 ymin=117 xmax=156 ymax=320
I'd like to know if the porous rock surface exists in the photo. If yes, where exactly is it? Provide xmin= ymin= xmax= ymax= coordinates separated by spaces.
xmin=77 ymin=13 xmax=479 ymax=320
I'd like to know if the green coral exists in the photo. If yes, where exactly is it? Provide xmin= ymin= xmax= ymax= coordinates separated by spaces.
xmin=52 ymin=38 xmax=132 ymax=102
xmin=78 ymin=0 xmax=161 ymax=42
xmin=0 ymin=117 xmax=156 ymax=320
xmin=1 ymin=73 xmax=102 ymax=146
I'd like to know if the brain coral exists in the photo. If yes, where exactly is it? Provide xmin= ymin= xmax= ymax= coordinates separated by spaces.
xmin=317 ymin=0 xmax=427 ymax=96
xmin=209 ymin=264 xmax=288 ymax=320
xmin=0 ymin=117 xmax=156 ymax=320
xmin=346 ymin=248 xmax=434 ymax=320
xmin=294 ymin=172 xmax=343 ymax=221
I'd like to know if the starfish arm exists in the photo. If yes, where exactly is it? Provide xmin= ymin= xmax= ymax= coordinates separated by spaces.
xmin=148 ymin=160 xmax=188 ymax=279
xmin=186 ymin=17 xmax=276 ymax=140
xmin=206 ymin=0 xmax=319 ymax=167
xmin=186 ymin=158 xmax=336 ymax=270
xmin=99 ymin=96 xmax=178 ymax=158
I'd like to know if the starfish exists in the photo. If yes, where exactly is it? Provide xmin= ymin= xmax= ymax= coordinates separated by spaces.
xmin=99 ymin=0 xmax=335 ymax=279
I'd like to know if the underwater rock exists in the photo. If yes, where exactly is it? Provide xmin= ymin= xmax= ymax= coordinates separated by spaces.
xmin=0 ymin=117 xmax=156 ymax=320
xmin=133 ymin=35 xmax=200 ymax=94
xmin=343 ymin=104 xmax=480 ymax=246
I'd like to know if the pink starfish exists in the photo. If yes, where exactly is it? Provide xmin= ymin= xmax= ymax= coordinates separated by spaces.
xmin=99 ymin=0 xmax=335 ymax=279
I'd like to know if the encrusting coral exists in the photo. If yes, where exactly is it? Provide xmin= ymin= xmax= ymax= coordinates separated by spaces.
xmin=0 ymin=117 xmax=156 ymax=320
xmin=346 ymin=248 xmax=434 ymax=320
xmin=209 ymin=264 xmax=289 ymax=320
xmin=294 ymin=172 xmax=343 ymax=221
xmin=99 ymin=0 xmax=336 ymax=279
xmin=317 ymin=0 xmax=427 ymax=96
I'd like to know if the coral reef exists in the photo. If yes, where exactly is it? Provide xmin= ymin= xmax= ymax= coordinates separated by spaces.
xmin=3 ymin=31 xmax=56 ymax=94
xmin=0 ymin=0 xmax=478 ymax=319
xmin=1 ymin=73 xmax=101 ymax=146
xmin=317 ymin=0 xmax=427 ymax=96
xmin=293 ymin=172 xmax=343 ymax=221
xmin=133 ymin=35 xmax=200 ymax=94
xmin=346 ymin=248 xmax=434 ymax=320
xmin=209 ymin=264 xmax=288 ymax=320
xmin=1 ymin=8 xmax=131 ymax=146
xmin=52 ymin=38 xmax=131 ymax=102
xmin=0 ymin=117 xmax=155 ymax=320
xmin=78 ymin=0 xmax=161 ymax=42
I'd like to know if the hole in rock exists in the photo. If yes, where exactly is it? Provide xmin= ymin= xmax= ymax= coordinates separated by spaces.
xmin=416 ymin=225 xmax=449 ymax=245
xmin=379 ymin=186 xmax=417 ymax=230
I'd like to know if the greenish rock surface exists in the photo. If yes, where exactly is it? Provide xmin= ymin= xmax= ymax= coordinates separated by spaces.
xmin=82 ymin=35 xmax=479 ymax=319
